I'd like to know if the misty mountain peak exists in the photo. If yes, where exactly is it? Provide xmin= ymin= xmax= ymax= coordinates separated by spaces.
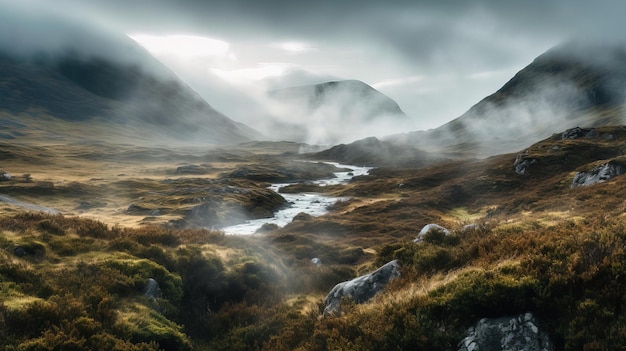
xmin=271 ymin=79 xmax=406 ymax=119
xmin=0 ymin=46 xmax=259 ymax=144
xmin=396 ymin=41 xmax=626 ymax=157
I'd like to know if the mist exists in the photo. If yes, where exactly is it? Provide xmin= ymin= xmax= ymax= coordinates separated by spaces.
xmin=3 ymin=0 xmax=626 ymax=149
xmin=399 ymin=39 xmax=626 ymax=157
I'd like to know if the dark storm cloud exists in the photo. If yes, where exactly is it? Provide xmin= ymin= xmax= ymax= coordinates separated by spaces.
xmin=4 ymin=0 xmax=624 ymax=73
xmin=23 ymin=0 xmax=621 ymax=74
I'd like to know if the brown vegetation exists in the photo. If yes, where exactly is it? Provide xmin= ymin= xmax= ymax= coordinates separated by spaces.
xmin=2 ymin=127 xmax=626 ymax=349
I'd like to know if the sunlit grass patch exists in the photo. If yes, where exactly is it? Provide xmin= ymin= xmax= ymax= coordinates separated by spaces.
xmin=117 ymin=302 xmax=191 ymax=350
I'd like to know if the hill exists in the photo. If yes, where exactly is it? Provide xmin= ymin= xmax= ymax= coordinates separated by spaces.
xmin=0 ymin=47 xmax=259 ymax=145
xmin=268 ymin=80 xmax=411 ymax=144
xmin=394 ymin=41 xmax=626 ymax=157
xmin=311 ymin=136 xmax=445 ymax=167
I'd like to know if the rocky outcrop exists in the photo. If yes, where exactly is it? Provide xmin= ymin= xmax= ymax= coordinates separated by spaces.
xmin=514 ymin=151 xmax=537 ymax=175
xmin=414 ymin=224 xmax=450 ymax=243
xmin=562 ymin=126 xmax=597 ymax=140
xmin=458 ymin=313 xmax=553 ymax=351
xmin=571 ymin=161 xmax=625 ymax=187
xmin=323 ymin=260 xmax=400 ymax=316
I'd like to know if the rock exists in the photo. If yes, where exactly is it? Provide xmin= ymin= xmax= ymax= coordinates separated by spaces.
xmin=323 ymin=260 xmax=400 ymax=316
xmin=13 ymin=243 xmax=46 ymax=258
xmin=311 ymin=257 xmax=322 ymax=266
xmin=571 ymin=161 xmax=625 ymax=187
xmin=458 ymin=312 xmax=553 ymax=351
xmin=13 ymin=247 xmax=27 ymax=257
xmin=562 ymin=126 xmax=597 ymax=140
xmin=514 ymin=151 xmax=537 ymax=175
xmin=462 ymin=223 xmax=480 ymax=232
xmin=0 ymin=171 xmax=12 ymax=181
xmin=414 ymin=224 xmax=451 ymax=243
xmin=292 ymin=212 xmax=313 ymax=222
xmin=144 ymin=278 xmax=161 ymax=299
xmin=255 ymin=223 xmax=280 ymax=233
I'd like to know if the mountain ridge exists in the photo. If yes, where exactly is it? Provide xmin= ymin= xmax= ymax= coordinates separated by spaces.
xmin=0 ymin=46 xmax=260 ymax=145
xmin=391 ymin=41 xmax=626 ymax=157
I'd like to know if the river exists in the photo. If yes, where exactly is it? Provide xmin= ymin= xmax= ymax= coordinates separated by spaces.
xmin=222 ymin=162 xmax=372 ymax=235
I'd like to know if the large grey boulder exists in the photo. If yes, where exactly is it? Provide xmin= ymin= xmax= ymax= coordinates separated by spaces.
xmin=561 ymin=126 xmax=597 ymax=140
xmin=414 ymin=224 xmax=450 ymax=243
xmin=458 ymin=313 xmax=553 ymax=351
xmin=323 ymin=260 xmax=400 ymax=316
xmin=571 ymin=161 xmax=625 ymax=187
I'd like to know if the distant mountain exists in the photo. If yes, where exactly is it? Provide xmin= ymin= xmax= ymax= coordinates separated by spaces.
xmin=0 ymin=46 xmax=259 ymax=144
xmin=268 ymin=80 xmax=411 ymax=145
xmin=395 ymin=41 xmax=626 ymax=157
xmin=271 ymin=80 xmax=407 ymax=120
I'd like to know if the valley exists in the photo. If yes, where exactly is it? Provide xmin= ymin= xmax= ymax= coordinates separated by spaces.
xmin=3 ymin=124 xmax=626 ymax=350
xmin=2 ymin=5 xmax=626 ymax=348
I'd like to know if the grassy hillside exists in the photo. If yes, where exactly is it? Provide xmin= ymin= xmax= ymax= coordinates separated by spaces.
xmin=2 ymin=127 xmax=626 ymax=350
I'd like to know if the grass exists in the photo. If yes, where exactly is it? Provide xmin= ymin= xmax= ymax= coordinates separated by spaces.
xmin=2 ymin=127 xmax=626 ymax=349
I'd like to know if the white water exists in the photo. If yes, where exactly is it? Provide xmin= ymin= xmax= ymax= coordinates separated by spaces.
xmin=222 ymin=162 xmax=372 ymax=235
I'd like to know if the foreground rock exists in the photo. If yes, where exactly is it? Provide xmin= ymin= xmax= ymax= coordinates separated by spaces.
xmin=323 ymin=260 xmax=400 ymax=316
xmin=458 ymin=313 xmax=553 ymax=351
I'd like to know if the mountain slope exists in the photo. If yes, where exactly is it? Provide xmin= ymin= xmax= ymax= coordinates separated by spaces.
xmin=268 ymin=80 xmax=411 ymax=145
xmin=396 ymin=41 xmax=626 ymax=157
xmin=0 ymin=48 xmax=260 ymax=145
xmin=271 ymin=80 xmax=407 ymax=120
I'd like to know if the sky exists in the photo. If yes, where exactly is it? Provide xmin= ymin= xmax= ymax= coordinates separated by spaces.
xmin=2 ymin=0 xmax=625 ymax=142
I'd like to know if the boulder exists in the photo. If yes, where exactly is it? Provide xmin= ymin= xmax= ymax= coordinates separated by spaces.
xmin=255 ymin=223 xmax=280 ymax=233
xmin=462 ymin=223 xmax=480 ymax=232
xmin=292 ymin=212 xmax=313 ymax=222
xmin=571 ymin=161 xmax=625 ymax=187
xmin=323 ymin=260 xmax=400 ymax=316
xmin=311 ymin=257 xmax=322 ymax=266
xmin=414 ymin=224 xmax=451 ymax=243
xmin=514 ymin=151 xmax=537 ymax=175
xmin=458 ymin=313 xmax=553 ymax=351
xmin=562 ymin=126 xmax=597 ymax=140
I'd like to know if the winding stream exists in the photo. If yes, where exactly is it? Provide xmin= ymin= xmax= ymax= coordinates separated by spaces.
xmin=222 ymin=162 xmax=372 ymax=235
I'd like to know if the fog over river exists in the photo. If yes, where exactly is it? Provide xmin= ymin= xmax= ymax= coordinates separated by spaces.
xmin=222 ymin=162 xmax=372 ymax=235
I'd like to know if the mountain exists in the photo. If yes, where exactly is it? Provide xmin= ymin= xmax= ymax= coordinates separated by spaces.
xmin=395 ymin=41 xmax=626 ymax=157
xmin=271 ymin=80 xmax=407 ymax=120
xmin=267 ymin=80 xmax=411 ymax=145
xmin=0 ymin=47 xmax=259 ymax=145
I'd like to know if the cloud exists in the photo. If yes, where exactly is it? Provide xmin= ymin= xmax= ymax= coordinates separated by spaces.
xmin=129 ymin=34 xmax=235 ymax=60
xmin=270 ymin=41 xmax=318 ymax=55
xmin=2 ymin=0 xmax=626 ymax=134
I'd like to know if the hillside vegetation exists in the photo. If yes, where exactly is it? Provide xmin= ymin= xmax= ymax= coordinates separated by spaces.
xmin=2 ymin=126 xmax=626 ymax=350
